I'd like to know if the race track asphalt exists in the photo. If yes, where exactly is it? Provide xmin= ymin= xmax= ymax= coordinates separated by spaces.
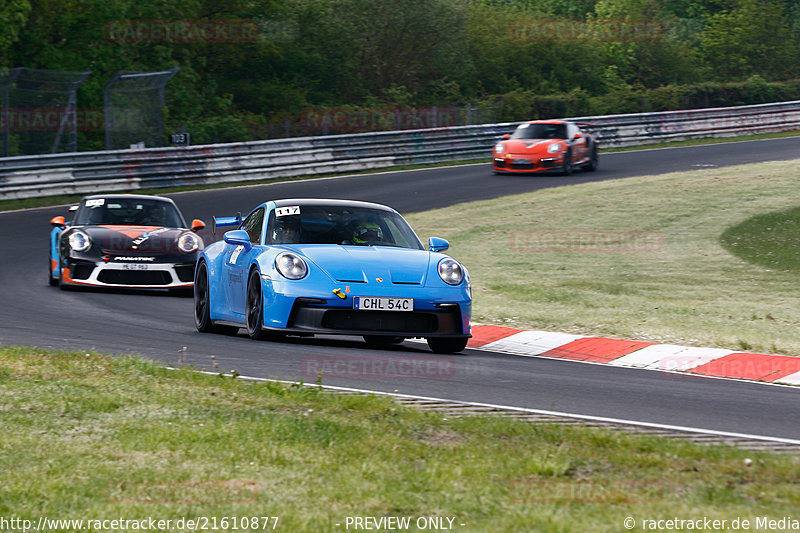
xmin=2 ymin=137 xmax=799 ymax=440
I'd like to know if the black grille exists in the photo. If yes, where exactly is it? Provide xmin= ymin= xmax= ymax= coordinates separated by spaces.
xmin=175 ymin=264 xmax=195 ymax=282
xmin=510 ymin=162 xmax=535 ymax=169
xmin=97 ymin=270 xmax=172 ymax=285
xmin=70 ymin=263 xmax=94 ymax=280
xmin=321 ymin=310 xmax=438 ymax=333
xmin=494 ymin=160 xmax=506 ymax=168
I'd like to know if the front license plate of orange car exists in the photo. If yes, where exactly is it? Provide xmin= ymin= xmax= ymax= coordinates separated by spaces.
xmin=354 ymin=297 xmax=414 ymax=311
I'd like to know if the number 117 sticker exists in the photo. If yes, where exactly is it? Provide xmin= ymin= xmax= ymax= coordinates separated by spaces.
xmin=275 ymin=206 xmax=300 ymax=217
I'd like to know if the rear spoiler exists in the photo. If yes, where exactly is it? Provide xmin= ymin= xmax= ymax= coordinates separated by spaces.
xmin=574 ymin=122 xmax=596 ymax=128
xmin=212 ymin=212 xmax=242 ymax=235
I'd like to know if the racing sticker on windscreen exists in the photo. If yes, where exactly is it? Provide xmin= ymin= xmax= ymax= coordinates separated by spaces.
xmin=85 ymin=199 xmax=105 ymax=207
xmin=275 ymin=206 xmax=300 ymax=217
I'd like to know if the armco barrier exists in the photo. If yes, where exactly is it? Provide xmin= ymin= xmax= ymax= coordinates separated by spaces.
xmin=2 ymin=100 xmax=800 ymax=200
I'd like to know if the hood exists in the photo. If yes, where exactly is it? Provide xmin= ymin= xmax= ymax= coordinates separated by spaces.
xmin=82 ymin=225 xmax=188 ymax=254
xmin=502 ymin=139 xmax=563 ymax=154
xmin=291 ymin=245 xmax=430 ymax=284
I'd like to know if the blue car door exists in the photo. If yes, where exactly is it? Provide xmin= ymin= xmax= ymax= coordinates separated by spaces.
xmin=224 ymin=208 xmax=265 ymax=318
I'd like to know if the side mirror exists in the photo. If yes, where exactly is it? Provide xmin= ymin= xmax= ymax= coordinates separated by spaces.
xmin=50 ymin=216 xmax=66 ymax=228
xmin=573 ymin=133 xmax=581 ymax=140
xmin=223 ymin=230 xmax=252 ymax=251
xmin=191 ymin=219 xmax=206 ymax=231
xmin=503 ymin=134 xmax=510 ymax=140
xmin=428 ymin=237 xmax=449 ymax=253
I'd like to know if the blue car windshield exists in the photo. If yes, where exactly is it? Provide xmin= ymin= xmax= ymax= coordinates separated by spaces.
xmin=266 ymin=205 xmax=424 ymax=249
xmin=73 ymin=198 xmax=185 ymax=227
xmin=511 ymin=123 xmax=566 ymax=140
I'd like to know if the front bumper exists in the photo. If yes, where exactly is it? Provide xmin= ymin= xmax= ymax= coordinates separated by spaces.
xmin=61 ymin=259 xmax=196 ymax=288
xmin=260 ymin=280 xmax=472 ymax=338
xmin=493 ymin=155 xmax=563 ymax=173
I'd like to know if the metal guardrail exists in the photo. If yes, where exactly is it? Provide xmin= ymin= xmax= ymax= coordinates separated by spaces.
xmin=2 ymin=100 xmax=800 ymax=200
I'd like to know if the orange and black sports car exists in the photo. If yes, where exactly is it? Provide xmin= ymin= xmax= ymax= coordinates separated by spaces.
xmin=492 ymin=120 xmax=598 ymax=175
xmin=49 ymin=194 xmax=206 ymax=291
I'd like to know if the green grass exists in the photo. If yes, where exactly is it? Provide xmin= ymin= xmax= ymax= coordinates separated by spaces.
xmin=721 ymin=206 xmax=800 ymax=273
xmin=407 ymin=158 xmax=800 ymax=355
xmin=2 ymin=130 xmax=799 ymax=213
xmin=1 ymin=346 xmax=799 ymax=532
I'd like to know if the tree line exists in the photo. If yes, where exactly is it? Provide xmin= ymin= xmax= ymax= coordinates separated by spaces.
xmin=2 ymin=0 xmax=800 ymax=149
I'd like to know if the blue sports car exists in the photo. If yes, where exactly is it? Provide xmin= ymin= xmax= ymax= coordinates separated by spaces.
xmin=194 ymin=199 xmax=472 ymax=353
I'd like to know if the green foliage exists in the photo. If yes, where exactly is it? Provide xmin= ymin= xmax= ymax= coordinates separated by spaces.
xmin=3 ymin=0 xmax=800 ymax=147
xmin=700 ymin=0 xmax=797 ymax=81
xmin=0 ymin=0 xmax=31 ymax=61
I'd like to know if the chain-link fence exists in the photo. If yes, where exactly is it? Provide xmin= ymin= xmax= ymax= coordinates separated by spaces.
xmin=1 ymin=63 xmax=498 ymax=153
xmin=1 ymin=68 xmax=91 ymax=157
xmin=104 ymin=67 xmax=179 ymax=150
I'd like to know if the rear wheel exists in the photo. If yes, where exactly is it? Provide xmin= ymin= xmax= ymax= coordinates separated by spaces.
xmin=583 ymin=145 xmax=598 ymax=171
xmin=426 ymin=337 xmax=469 ymax=354
xmin=195 ymin=262 xmax=238 ymax=334
xmin=363 ymin=335 xmax=405 ymax=348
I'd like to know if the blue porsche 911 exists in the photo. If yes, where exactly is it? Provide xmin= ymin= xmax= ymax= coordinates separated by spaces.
xmin=194 ymin=199 xmax=472 ymax=353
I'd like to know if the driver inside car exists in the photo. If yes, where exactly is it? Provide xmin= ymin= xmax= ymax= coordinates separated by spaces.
xmin=352 ymin=222 xmax=383 ymax=245
xmin=271 ymin=217 xmax=301 ymax=244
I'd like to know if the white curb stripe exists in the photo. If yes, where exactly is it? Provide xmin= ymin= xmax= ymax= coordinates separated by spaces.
xmin=482 ymin=330 xmax=583 ymax=356
xmin=609 ymin=344 xmax=733 ymax=371
xmin=776 ymin=371 xmax=800 ymax=386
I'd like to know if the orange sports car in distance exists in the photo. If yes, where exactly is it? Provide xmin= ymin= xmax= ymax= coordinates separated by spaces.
xmin=492 ymin=120 xmax=598 ymax=175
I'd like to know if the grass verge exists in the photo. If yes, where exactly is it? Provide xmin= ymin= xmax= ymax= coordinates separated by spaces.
xmin=407 ymin=158 xmax=800 ymax=355
xmin=721 ymin=206 xmax=800 ymax=273
xmin=1 ymin=346 xmax=798 ymax=532
xmin=2 ymin=131 xmax=799 ymax=213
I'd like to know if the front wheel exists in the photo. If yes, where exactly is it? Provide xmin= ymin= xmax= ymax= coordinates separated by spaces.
xmin=49 ymin=258 xmax=59 ymax=286
xmin=561 ymin=150 xmax=573 ymax=176
xmin=426 ymin=337 xmax=469 ymax=354
xmin=246 ymin=268 xmax=282 ymax=341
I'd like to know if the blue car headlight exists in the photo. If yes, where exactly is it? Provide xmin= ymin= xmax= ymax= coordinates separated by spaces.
xmin=68 ymin=230 xmax=91 ymax=252
xmin=438 ymin=258 xmax=464 ymax=285
xmin=276 ymin=252 xmax=308 ymax=280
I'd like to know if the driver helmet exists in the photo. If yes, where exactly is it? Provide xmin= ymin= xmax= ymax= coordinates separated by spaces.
xmin=352 ymin=222 xmax=382 ymax=244
xmin=273 ymin=217 xmax=300 ymax=243
xmin=147 ymin=204 xmax=166 ymax=220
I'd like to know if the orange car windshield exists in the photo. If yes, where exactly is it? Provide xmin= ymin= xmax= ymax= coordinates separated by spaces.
xmin=511 ymin=123 xmax=566 ymax=140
